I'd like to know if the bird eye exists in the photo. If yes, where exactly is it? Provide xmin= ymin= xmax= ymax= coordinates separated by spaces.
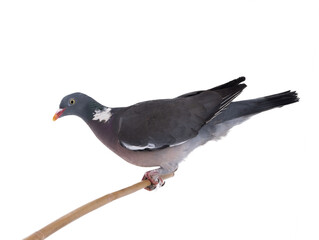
xmin=69 ymin=98 xmax=75 ymax=105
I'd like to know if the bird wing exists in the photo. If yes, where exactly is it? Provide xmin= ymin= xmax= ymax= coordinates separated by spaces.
xmin=118 ymin=77 xmax=246 ymax=151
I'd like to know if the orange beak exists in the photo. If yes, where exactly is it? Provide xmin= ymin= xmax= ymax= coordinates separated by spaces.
xmin=53 ymin=108 xmax=66 ymax=121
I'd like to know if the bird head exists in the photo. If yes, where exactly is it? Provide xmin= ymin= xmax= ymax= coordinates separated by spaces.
xmin=53 ymin=92 xmax=103 ymax=121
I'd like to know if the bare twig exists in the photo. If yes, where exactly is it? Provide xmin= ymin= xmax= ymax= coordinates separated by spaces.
xmin=24 ymin=173 xmax=174 ymax=240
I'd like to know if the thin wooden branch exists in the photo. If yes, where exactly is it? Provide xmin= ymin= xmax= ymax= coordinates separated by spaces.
xmin=24 ymin=173 xmax=174 ymax=240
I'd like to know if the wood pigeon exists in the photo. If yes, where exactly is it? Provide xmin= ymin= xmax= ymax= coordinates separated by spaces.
xmin=53 ymin=77 xmax=299 ymax=190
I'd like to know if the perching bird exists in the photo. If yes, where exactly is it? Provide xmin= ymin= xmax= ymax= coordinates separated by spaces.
xmin=53 ymin=77 xmax=298 ymax=190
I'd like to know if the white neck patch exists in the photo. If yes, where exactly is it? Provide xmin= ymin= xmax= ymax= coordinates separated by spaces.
xmin=92 ymin=107 xmax=112 ymax=123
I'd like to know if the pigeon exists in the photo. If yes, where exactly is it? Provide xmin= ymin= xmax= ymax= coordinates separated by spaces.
xmin=53 ymin=77 xmax=299 ymax=190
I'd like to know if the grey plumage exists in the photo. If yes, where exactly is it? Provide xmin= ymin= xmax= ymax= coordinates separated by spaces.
xmin=118 ymin=77 xmax=246 ymax=150
xmin=53 ymin=77 xmax=299 ymax=190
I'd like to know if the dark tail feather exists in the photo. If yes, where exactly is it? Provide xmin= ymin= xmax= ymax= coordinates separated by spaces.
xmin=213 ymin=91 xmax=299 ymax=123
xmin=248 ymin=91 xmax=299 ymax=114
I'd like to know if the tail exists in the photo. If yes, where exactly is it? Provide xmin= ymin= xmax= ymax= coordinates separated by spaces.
xmin=213 ymin=90 xmax=299 ymax=123
xmin=184 ymin=88 xmax=299 ymax=149
xmin=241 ymin=90 xmax=299 ymax=115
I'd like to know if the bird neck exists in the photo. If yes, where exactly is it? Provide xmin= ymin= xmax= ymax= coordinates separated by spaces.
xmin=78 ymin=99 xmax=109 ymax=122
xmin=91 ymin=107 xmax=113 ymax=123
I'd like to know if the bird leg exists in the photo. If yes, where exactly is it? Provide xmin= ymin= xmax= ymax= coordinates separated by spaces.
xmin=142 ymin=169 xmax=165 ymax=191
xmin=142 ymin=165 xmax=177 ymax=191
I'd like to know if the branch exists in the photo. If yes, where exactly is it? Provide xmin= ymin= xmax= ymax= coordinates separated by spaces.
xmin=24 ymin=173 xmax=174 ymax=240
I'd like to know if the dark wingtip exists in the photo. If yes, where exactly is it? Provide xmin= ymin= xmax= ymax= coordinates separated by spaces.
xmin=177 ymin=76 xmax=246 ymax=99
xmin=211 ymin=76 xmax=246 ymax=91
xmin=237 ymin=76 xmax=246 ymax=82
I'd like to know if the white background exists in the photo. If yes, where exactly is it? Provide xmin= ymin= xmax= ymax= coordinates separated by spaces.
xmin=0 ymin=1 xmax=318 ymax=240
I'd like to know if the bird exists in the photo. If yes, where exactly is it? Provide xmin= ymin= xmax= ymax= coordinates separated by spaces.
xmin=53 ymin=77 xmax=299 ymax=190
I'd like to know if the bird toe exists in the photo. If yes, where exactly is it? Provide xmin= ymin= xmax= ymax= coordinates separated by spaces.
xmin=142 ymin=171 xmax=165 ymax=191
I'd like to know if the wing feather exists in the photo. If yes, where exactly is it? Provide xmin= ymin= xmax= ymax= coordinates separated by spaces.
xmin=118 ymin=77 xmax=246 ymax=151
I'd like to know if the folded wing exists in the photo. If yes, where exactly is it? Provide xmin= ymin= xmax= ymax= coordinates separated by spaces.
xmin=118 ymin=77 xmax=246 ymax=151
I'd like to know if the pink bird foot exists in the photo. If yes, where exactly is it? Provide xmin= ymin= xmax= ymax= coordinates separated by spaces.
xmin=142 ymin=170 xmax=165 ymax=191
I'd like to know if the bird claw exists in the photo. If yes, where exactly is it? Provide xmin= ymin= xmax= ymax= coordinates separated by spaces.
xmin=142 ymin=170 xmax=165 ymax=191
